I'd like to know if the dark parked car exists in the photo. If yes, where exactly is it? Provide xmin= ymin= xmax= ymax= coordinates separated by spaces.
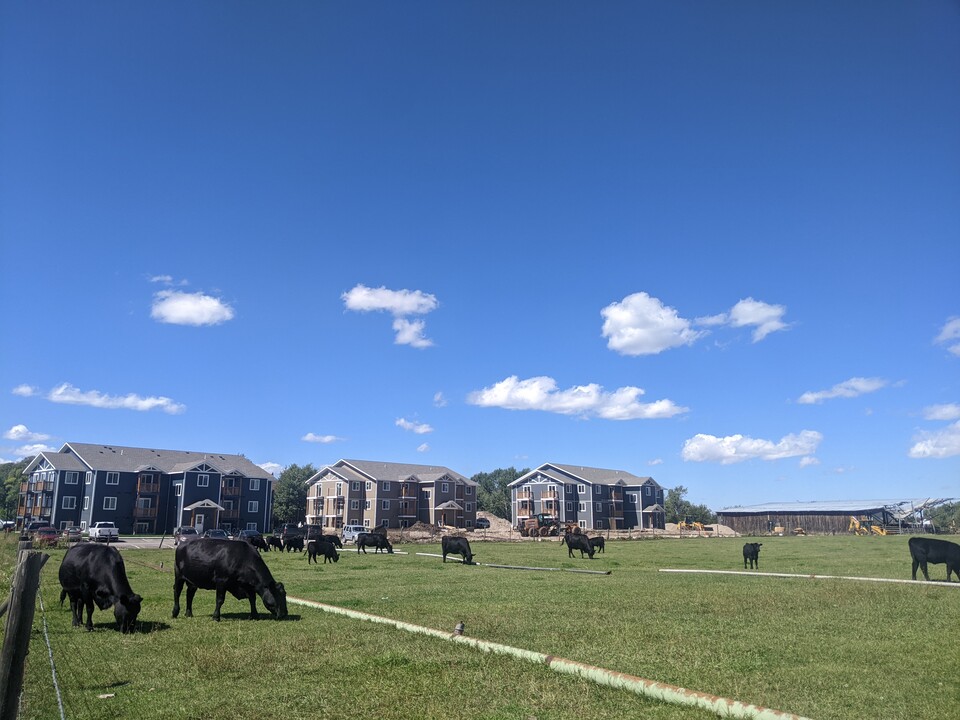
xmin=203 ymin=529 xmax=230 ymax=540
xmin=475 ymin=517 xmax=491 ymax=529
xmin=174 ymin=526 xmax=199 ymax=545
xmin=280 ymin=523 xmax=303 ymax=541
xmin=236 ymin=529 xmax=263 ymax=542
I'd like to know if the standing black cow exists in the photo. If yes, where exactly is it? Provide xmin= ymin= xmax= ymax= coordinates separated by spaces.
xmin=321 ymin=534 xmax=343 ymax=549
xmin=589 ymin=536 xmax=605 ymax=553
xmin=909 ymin=537 xmax=960 ymax=582
xmin=562 ymin=532 xmax=595 ymax=559
xmin=307 ymin=539 xmax=340 ymax=564
xmin=356 ymin=532 xmax=393 ymax=554
xmin=266 ymin=535 xmax=283 ymax=552
xmin=743 ymin=542 xmax=762 ymax=570
xmin=59 ymin=543 xmax=142 ymax=633
xmin=441 ymin=536 xmax=474 ymax=564
xmin=172 ymin=539 xmax=287 ymax=621
xmin=284 ymin=536 xmax=304 ymax=553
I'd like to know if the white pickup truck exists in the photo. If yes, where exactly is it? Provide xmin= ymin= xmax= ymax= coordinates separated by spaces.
xmin=88 ymin=521 xmax=119 ymax=542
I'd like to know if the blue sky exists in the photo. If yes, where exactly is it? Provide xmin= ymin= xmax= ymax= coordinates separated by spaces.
xmin=2 ymin=2 xmax=958 ymax=511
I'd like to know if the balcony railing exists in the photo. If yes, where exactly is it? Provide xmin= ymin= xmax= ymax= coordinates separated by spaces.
xmin=221 ymin=485 xmax=241 ymax=497
xmin=220 ymin=509 xmax=239 ymax=519
xmin=138 ymin=480 xmax=161 ymax=494
xmin=133 ymin=507 xmax=158 ymax=519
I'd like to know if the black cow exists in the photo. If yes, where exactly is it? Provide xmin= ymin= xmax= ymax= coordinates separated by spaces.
xmin=909 ymin=536 xmax=960 ymax=582
xmin=743 ymin=542 xmax=762 ymax=570
xmin=589 ymin=536 xmax=605 ymax=553
xmin=58 ymin=543 xmax=142 ymax=633
xmin=307 ymin=539 xmax=340 ymax=564
xmin=266 ymin=535 xmax=283 ymax=551
xmin=357 ymin=532 xmax=393 ymax=554
xmin=321 ymin=534 xmax=343 ymax=549
xmin=563 ymin=532 xmax=594 ymax=559
xmin=284 ymin=536 xmax=304 ymax=553
xmin=441 ymin=536 xmax=474 ymax=564
xmin=246 ymin=535 xmax=269 ymax=552
xmin=172 ymin=539 xmax=287 ymax=621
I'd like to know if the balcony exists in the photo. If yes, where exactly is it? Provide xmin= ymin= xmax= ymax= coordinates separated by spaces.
xmin=138 ymin=481 xmax=160 ymax=494
xmin=220 ymin=508 xmax=239 ymax=520
xmin=133 ymin=506 xmax=158 ymax=519
xmin=221 ymin=484 xmax=241 ymax=497
xmin=399 ymin=485 xmax=417 ymax=499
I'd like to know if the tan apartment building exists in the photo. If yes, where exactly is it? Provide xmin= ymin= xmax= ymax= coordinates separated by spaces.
xmin=305 ymin=459 xmax=478 ymax=531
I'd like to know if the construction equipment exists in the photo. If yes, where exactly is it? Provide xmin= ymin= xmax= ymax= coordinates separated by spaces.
xmin=519 ymin=513 xmax=561 ymax=537
xmin=849 ymin=516 xmax=886 ymax=536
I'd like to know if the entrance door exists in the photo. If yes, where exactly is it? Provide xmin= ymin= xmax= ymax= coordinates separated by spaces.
xmin=195 ymin=513 xmax=205 ymax=533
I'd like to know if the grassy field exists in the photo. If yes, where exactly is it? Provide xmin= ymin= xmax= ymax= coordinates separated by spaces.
xmin=4 ymin=533 xmax=958 ymax=720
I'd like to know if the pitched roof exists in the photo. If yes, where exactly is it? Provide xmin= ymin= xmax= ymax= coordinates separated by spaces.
xmin=24 ymin=451 xmax=89 ymax=474
xmin=511 ymin=462 xmax=655 ymax=488
xmin=59 ymin=443 xmax=274 ymax=478
xmin=334 ymin=459 xmax=474 ymax=485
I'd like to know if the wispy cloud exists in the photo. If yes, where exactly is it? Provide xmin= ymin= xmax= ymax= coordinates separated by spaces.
xmin=301 ymin=433 xmax=344 ymax=444
xmin=12 ymin=442 xmax=56 ymax=458
xmin=433 ymin=392 xmax=447 ymax=408
xmin=601 ymin=292 xmax=788 ymax=356
xmin=12 ymin=385 xmax=37 ymax=397
xmin=396 ymin=418 xmax=433 ymax=434
xmin=647 ymin=458 xmax=664 ymax=466
xmin=908 ymin=421 xmax=960 ymax=459
xmin=417 ymin=443 xmax=430 ymax=453
xmin=151 ymin=290 xmax=235 ymax=326
xmin=681 ymin=430 xmax=822 ymax=465
xmin=258 ymin=461 xmax=283 ymax=477
xmin=797 ymin=377 xmax=888 ymax=405
xmin=468 ymin=375 xmax=687 ymax=420
xmin=4 ymin=424 xmax=51 ymax=442
xmin=343 ymin=284 xmax=439 ymax=348
xmin=799 ymin=456 xmax=821 ymax=468
xmin=47 ymin=383 xmax=186 ymax=414
xmin=923 ymin=403 xmax=960 ymax=421
xmin=935 ymin=317 xmax=960 ymax=357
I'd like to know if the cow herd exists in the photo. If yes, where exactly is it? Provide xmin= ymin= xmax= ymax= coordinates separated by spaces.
xmin=48 ymin=530 xmax=960 ymax=634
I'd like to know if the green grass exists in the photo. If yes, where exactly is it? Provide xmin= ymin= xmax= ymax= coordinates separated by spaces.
xmin=5 ymin=534 xmax=959 ymax=719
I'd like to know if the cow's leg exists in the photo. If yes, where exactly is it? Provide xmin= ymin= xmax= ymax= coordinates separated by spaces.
xmin=919 ymin=561 xmax=930 ymax=581
xmin=213 ymin=587 xmax=226 ymax=621
xmin=69 ymin=596 xmax=81 ymax=627
xmin=185 ymin=585 xmax=197 ymax=617
xmin=911 ymin=558 xmax=919 ymax=580
xmin=248 ymin=594 xmax=260 ymax=620
xmin=172 ymin=575 xmax=184 ymax=618
xmin=84 ymin=598 xmax=95 ymax=631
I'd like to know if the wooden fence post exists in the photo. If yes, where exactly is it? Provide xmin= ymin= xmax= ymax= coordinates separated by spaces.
xmin=0 ymin=550 xmax=48 ymax=720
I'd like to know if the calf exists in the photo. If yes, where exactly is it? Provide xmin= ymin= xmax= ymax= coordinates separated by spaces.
xmin=743 ymin=542 xmax=762 ymax=570
xmin=266 ymin=535 xmax=283 ymax=551
xmin=247 ymin=535 xmax=269 ymax=552
xmin=356 ymin=532 xmax=393 ymax=554
xmin=306 ymin=539 xmax=340 ymax=564
xmin=441 ymin=536 xmax=474 ymax=564
xmin=172 ymin=538 xmax=287 ymax=621
xmin=589 ymin=536 xmax=605 ymax=554
xmin=909 ymin=536 xmax=960 ymax=582
xmin=563 ymin=532 xmax=595 ymax=559
xmin=284 ymin=536 xmax=304 ymax=553
xmin=58 ymin=543 xmax=142 ymax=633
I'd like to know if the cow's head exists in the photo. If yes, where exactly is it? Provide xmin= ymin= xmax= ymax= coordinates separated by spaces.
xmin=114 ymin=593 xmax=142 ymax=634
xmin=262 ymin=581 xmax=288 ymax=619
xmin=385 ymin=540 xmax=394 ymax=554
xmin=465 ymin=552 xmax=475 ymax=565
xmin=331 ymin=550 xmax=340 ymax=563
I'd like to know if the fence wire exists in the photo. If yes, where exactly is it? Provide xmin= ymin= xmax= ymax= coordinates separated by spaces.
xmin=36 ymin=579 xmax=67 ymax=720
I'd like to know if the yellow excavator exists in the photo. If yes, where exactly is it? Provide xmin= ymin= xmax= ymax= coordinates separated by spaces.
xmin=849 ymin=516 xmax=887 ymax=536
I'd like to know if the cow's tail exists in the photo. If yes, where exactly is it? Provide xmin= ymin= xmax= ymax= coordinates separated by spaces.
xmin=59 ymin=588 xmax=67 ymax=606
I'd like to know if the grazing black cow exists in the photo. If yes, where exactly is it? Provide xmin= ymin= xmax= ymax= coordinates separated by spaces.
xmin=58 ymin=543 xmax=142 ymax=633
xmin=266 ymin=535 xmax=283 ymax=552
xmin=356 ymin=532 xmax=393 ymax=554
xmin=284 ymin=536 xmax=304 ymax=553
xmin=909 ymin=537 xmax=960 ymax=582
xmin=172 ymin=539 xmax=287 ymax=621
xmin=441 ymin=536 xmax=474 ymax=564
xmin=743 ymin=542 xmax=762 ymax=570
xmin=306 ymin=539 xmax=340 ymax=564
xmin=563 ymin=532 xmax=594 ymax=559
xmin=589 ymin=536 xmax=605 ymax=554
xmin=245 ymin=535 xmax=269 ymax=552
xmin=321 ymin=534 xmax=343 ymax=549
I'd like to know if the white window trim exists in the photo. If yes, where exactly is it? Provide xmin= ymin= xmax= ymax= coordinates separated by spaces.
xmin=62 ymin=496 xmax=76 ymax=510
xmin=381 ymin=499 xmax=390 ymax=510
xmin=103 ymin=496 xmax=117 ymax=510
xmin=197 ymin=474 xmax=210 ymax=487
xmin=250 ymin=478 xmax=261 ymax=491
xmin=248 ymin=501 xmax=259 ymax=513
xmin=65 ymin=472 xmax=78 ymax=485
xmin=106 ymin=472 xmax=120 ymax=485
xmin=577 ymin=484 xmax=586 ymax=494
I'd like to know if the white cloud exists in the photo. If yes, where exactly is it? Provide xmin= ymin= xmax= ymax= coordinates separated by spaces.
xmin=935 ymin=317 xmax=960 ymax=357
xmin=343 ymin=284 xmax=439 ymax=348
xmin=797 ymin=377 xmax=888 ymax=405
xmin=392 ymin=318 xmax=433 ymax=348
xmin=13 ymin=443 xmax=56 ymax=458
xmin=12 ymin=385 xmax=37 ymax=397
xmin=601 ymin=292 xmax=703 ymax=356
xmin=417 ymin=443 xmax=430 ymax=453
xmin=150 ymin=274 xmax=174 ymax=284
xmin=923 ymin=403 xmax=960 ymax=421
xmin=908 ymin=421 xmax=960 ymax=459
xmin=151 ymin=290 xmax=235 ymax=326
xmin=647 ymin=458 xmax=664 ymax=466
xmin=258 ymin=461 xmax=283 ymax=477
xmin=396 ymin=418 xmax=434 ymax=434
xmin=468 ymin=375 xmax=688 ymax=420
xmin=433 ymin=392 xmax=447 ymax=408
xmin=726 ymin=298 xmax=788 ymax=342
xmin=681 ymin=430 xmax=823 ymax=464
xmin=48 ymin=383 xmax=186 ymax=414
xmin=4 ymin=424 xmax=51 ymax=442
xmin=799 ymin=456 xmax=821 ymax=468
xmin=301 ymin=433 xmax=344 ymax=444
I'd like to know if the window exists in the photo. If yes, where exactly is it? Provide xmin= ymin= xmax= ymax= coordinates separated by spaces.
xmin=577 ymin=484 xmax=586 ymax=494
xmin=248 ymin=501 xmax=259 ymax=513
xmin=351 ymin=500 xmax=359 ymax=510
xmin=595 ymin=502 xmax=602 ymax=512
xmin=363 ymin=519 xmax=370 ymax=527
xmin=86 ymin=472 xmax=92 ymax=485
xmin=250 ymin=478 xmax=260 ymax=491
xmin=175 ymin=484 xmax=182 ymax=497
xmin=352 ymin=482 xmax=360 ymax=492
xmin=136 ymin=497 xmax=152 ymax=509
xmin=83 ymin=497 xmax=89 ymax=510
xmin=197 ymin=474 xmax=209 ymax=487
xmin=364 ymin=500 xmax=371 ymax=510
xmin=381 ymin=500 xmax=390 ymax=510
xmin=466 ymin=486 xmax=473 ymax=495
xmin=335 ymin=482 xmax=342 ymax=496
xmin=224 ymin=500 xmax=234 ymax=511
xmin=65 ymin=472 xmax=78 ymax=485
xmin=80 ymin=521 xmax=87 ymax=530
xmin=629 ymin=494 xmax=638 ymax=504
xmin=441 ymin=482 xmax=449 ymax=493
xmin=135 ymin=522 xmax=150 ymax=534
xmin=366 ymin=481 xmax=372 ymax=491
xmin=566 ymin=502 xmax=573 ymax=512
xmin=246 ymin=522 xmax=258 ymax=531
xmin=579 ymin=503 xmax=586 ymax=513
xmin=104 ymin=497 xmax=117 ymax=510
xmin=594 ymin=485 xmax=601 ymax=495
xmin=106 ymin=472 xmax=120 ymax=485
xmin=465 ymin=502 xmax=472 ymax=512
xmin=62 ymin=496 xmax=76 ymax=510
xmin=383 ymin=481 xmax=391 ymax=492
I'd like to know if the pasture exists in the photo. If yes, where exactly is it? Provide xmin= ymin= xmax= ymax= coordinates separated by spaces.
xmin=4 ymin=534 xmax=958 ymax=720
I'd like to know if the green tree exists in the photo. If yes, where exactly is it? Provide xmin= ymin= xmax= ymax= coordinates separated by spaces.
xmin=926 ymin=501 xmax=960 ymax=533
xmin=472 ymin=467 xmax=528 ymax=519
xmin=1 ymin=459 xmax=29 ymax=520
xmin=664 ymin=485 xmax=716 ymax=524
xmin=271 ymin=463 xmax=316 ymax=527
